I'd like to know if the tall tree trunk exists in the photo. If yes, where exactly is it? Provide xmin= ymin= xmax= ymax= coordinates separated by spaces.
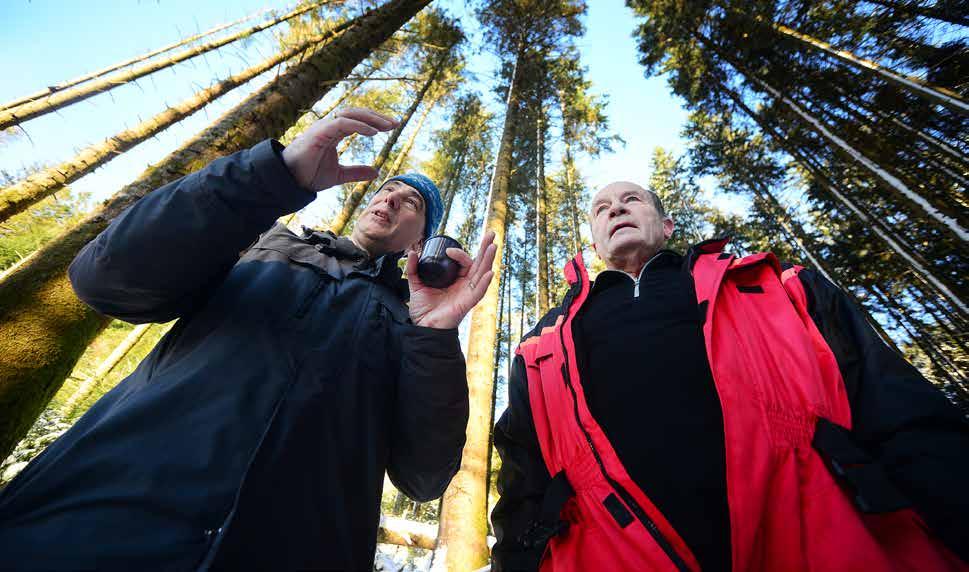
xmin=328 ymin=49 xmax=450 ymax=235
xmin=0 ymin=20 xmax=355 ymax=224
xmin=0 ymin=0 xmax=337 ymax=132
xmin=0 ymin=0 xmax=432 ymax=461
xmin=766 ymin=20 xmax=968 ymax=115
xmin=435 ymin=46 xmax=524 ymax=572
xmin=862 ymin=0 xmax=969 ymax=27
xmin=535 ymin=110 xmax=550 ymax=317
xmin=0 ymin=7 xmax=269 ymax=113
xmin=719 ymin=82 xmax=969 ymax=319
xmin=697 ymin=33 xmax=969 ymax=242
xmin=60 ymin=323 xmax=155 ymax=416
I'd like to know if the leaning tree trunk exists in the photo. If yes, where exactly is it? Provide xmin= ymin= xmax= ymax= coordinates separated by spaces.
xmin=0 ymin=0 xmax=432 ymax=461
xmin=0 ymin=7 xmax=267 ymax=113
xmin=0 ymin=0 xmax=336 ymax=132
xmin=698 ymin=33 xmax=969 ymax=243
xmin=720 ymin=82 xmax=969 ymax=318
xmin=328 ymin=48 xmax=450 ymax=235
xmin=765 ymin=19 xmax=968 ymax=115
xmin=0 ymin=20 xmax=354 ymax=224
xmin=535 ymin=110 xmax=550 ymax=317
xmin=862 ymin=0 xmax=969 ymax=28
xmin=385 ymin=87 xmax=443 ymax=178
xmin=435 ymin=45 xmax=524 ymax=572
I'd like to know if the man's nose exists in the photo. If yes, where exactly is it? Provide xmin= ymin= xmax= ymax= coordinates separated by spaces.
xmin=383 ymin=191 xmax=400 ymax=210
xmin=608 ymin=202 xmax=627 ymax=217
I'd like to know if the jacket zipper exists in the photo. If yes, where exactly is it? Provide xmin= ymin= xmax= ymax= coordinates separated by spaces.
xmin=558 ymin=260 xmax=690 ymax=572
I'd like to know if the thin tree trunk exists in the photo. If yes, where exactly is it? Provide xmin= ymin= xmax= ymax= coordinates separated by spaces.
xmin=767 ymin=20 xmax=968 ymax=115
xmin=486 ymin=243 xmax=509 ymax=517
xmin=719 ymin=82 xmax=969 ymax=319
xmin=0 ymin=7 xmax=269 ymax=113
xmin=535 ymin=110 xmax=550 ymax=317
xmin=0 ymin=20 xmax=355 ymax=224
xmin=328 ymin=48 xmax=450 ymax=235
xmin=0 ymin=0 xmax=432 ymax=461
xmin=564 ymin=147 xmax=582 ymax=254
xmin=0 ymin=0 xmax=338 ymax=132
xmin=60 ymin=323 xmax=154 ymax=416
xmin=436 ymin=46 xmax=524 ymax=572
xmin=385 ymin=88 xmax=443 ymax=178
xmin=698 ymin=33 xmax=969 ymax=242
xmin=437 ymin=150 xmax=467 ymax=234
xmin=862 ymin=0 xmax=969 ymax=27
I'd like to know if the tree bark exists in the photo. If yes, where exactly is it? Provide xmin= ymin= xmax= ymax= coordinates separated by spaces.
xmin=0 ymin=0 xmax=337 ymax=132
xmin=328 ymin=48 xmax=450 ymax=235
xmin=0 ymin=7 xmax=269 ymax=113
xmin=0 ymin=20 xmax=355 ymax=224
xmin=435 ymin=45 xmax=524 ymax=572
xmin=0 ymin=0 xmax=432 ymax=461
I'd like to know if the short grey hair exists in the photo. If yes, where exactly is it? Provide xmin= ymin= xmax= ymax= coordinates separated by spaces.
xmin=587 ymin=186 xmax=668 ymax=221
xmin=644 ymin=189 xmax=667 ymax=219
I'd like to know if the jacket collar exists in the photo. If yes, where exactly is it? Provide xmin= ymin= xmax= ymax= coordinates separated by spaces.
xmin=301 ymin=226 xmax=407 ymax=296
xmin=590 ymin=250 xmax=682 ymax=295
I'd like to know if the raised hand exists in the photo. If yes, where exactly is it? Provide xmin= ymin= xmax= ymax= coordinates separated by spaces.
xmin=281 ymin=107 xmax=398 ymax=191
xmin=406 ymin=231 xmax=498 ymax=330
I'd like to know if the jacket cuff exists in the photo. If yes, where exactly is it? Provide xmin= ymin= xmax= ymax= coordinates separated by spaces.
xmin=250 ymin=139 xmax=316 ymax=214
xmin=400 ymin=324 xmax=462 ymax=359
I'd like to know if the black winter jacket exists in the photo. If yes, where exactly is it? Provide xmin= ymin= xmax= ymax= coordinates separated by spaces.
xmin=0 ymin=140 xmax=469 ymax=570
xmin=491 ymin=252 xmax=969 ymax=571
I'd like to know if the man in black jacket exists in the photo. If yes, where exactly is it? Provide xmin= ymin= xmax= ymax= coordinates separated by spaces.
xmin=0 ymin=108 xmax=496 ymax=570
xmin=491 ymin=181 xmax=968 ymax=571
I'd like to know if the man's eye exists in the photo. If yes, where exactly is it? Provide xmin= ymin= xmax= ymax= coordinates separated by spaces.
xmin=626 ymin=195 xmax=640 ymax=202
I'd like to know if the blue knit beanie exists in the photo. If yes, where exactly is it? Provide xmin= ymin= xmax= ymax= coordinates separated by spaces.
xmin=382 ymin=173 xmax=443 ymax=239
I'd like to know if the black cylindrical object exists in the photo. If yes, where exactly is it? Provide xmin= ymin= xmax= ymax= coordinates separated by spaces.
xmin=417 ymin=235 xmax=463 ymax=288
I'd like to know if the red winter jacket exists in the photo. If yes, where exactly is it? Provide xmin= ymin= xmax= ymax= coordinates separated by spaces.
xmin=492 ymin=241 xmax=969 ymax=571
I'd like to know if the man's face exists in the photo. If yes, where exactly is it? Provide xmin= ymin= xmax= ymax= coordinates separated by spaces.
xmin=589 ymin=182 xmax=673 ymax=267
xmin=351 ymin=180 xmax=426 ymax=256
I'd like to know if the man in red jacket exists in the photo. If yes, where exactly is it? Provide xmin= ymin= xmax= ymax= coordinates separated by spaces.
xmin=491 ymin=181 xmax=968 ymax=571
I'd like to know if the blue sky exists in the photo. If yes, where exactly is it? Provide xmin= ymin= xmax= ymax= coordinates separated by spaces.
xmin=0 ymin=1 xmax=739 ymax=233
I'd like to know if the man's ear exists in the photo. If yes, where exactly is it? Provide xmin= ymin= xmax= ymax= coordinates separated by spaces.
xmin=591 ymin=242 xmax=601 ymax=260
xmin=663 ymin=217 xmax=674 ymax=240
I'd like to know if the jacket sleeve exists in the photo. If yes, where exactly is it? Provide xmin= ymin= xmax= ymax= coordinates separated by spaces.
xmin=799 ymin=268 xmax=969 ymax=561
xmin=491 ymin=354 xmax=551 ymax=572
xmin=386 ymin=324 xmax=469 ymax=502
xmin=68 ymin=139 xmax=315 ymax=324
